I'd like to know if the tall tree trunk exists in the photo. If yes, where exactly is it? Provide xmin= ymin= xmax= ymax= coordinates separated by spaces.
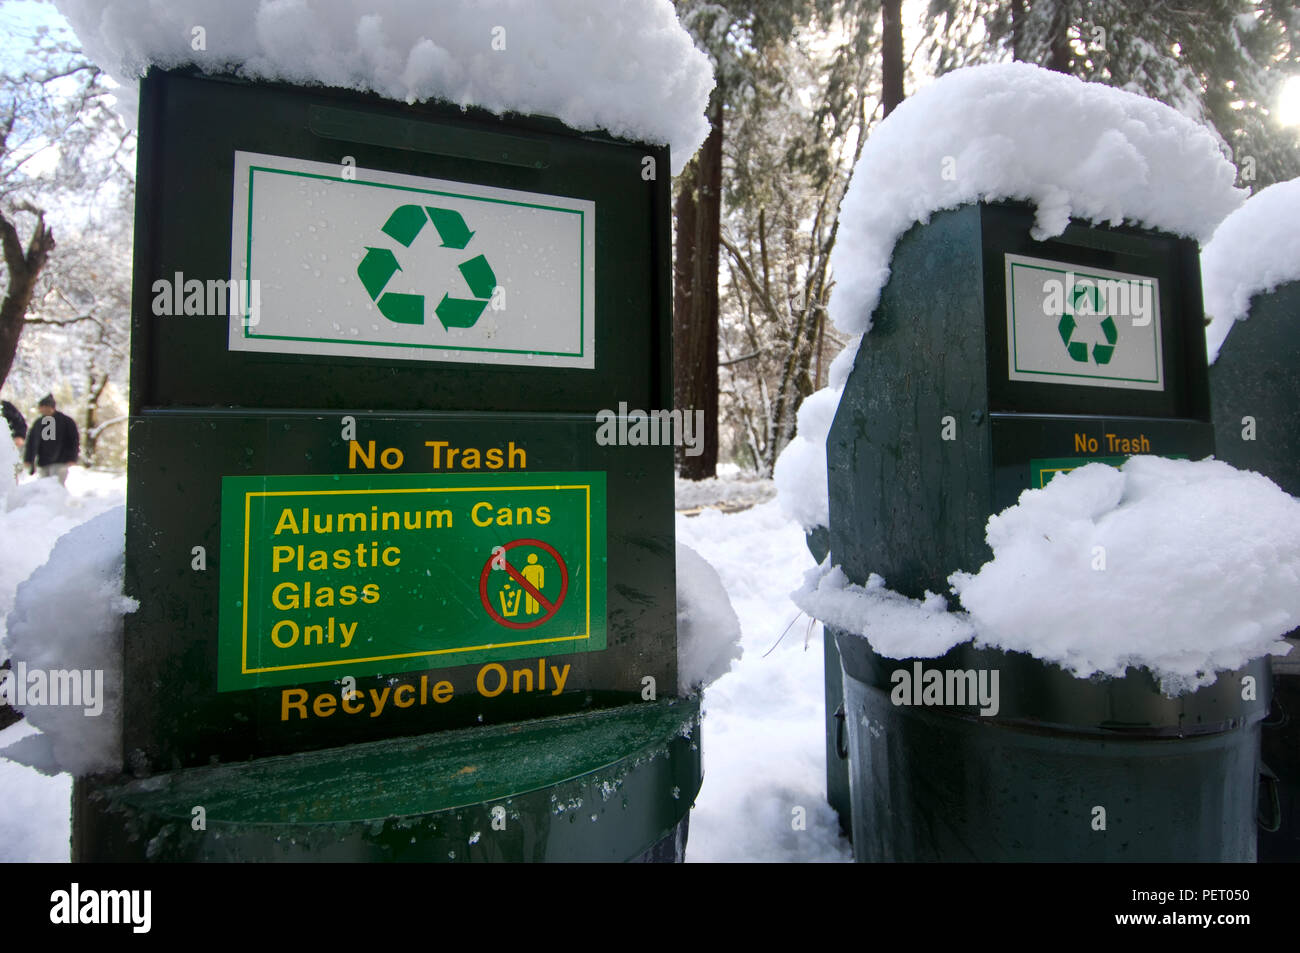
xmin=674 ymin=87 xmax=723 ymax=480
xmin=673 ymin=154 xmax=699 ymax=433
xmin=0 ymin=208 xmax=55 ymax=390
xmin=882 ymin=0 xmax=905 ymax=116
xmin=83 ymin=365 xmax=108 ymax=468
xmin=1011 ymin=0 xmax=1027 ymax=61
xmin=1047 ymin=2 xmax=1073 ymax=73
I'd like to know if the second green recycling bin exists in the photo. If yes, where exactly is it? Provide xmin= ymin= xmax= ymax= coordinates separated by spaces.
xmin=825 ymin=201 xmax=1270 ymax=861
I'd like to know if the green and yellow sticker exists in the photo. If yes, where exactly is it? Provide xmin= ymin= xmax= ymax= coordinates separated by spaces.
xmin=218 ymin=471 xmax=607 ymax=691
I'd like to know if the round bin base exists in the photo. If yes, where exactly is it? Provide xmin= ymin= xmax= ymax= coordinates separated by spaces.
xmin=1259 ymin=645 xmax=1300 ymax=862
xmin=836 ymin=632 xmax=1269 ymax=862
xmin=72 ymin=696 xmax=701 ymax=863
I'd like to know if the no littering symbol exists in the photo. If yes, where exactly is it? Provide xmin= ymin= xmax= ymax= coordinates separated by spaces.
xmin=479 ymin=538 xmax=569 ymax=630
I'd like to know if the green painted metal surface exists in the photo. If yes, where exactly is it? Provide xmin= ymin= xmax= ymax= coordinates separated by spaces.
xmin=1211 ymin=280 xmax=1300 ymax=498
xmin=130 ymin=70 xmax=671 ymax=413
xmin=73 ymin=697 xmax=701 ymax=862
xmin=836 ymin=639 xmax=1267 ymax=862
xmin=806 ymin=526 xmax=852 ymax=839
xmin=827 ymin=203 xmax=1212 ymax=602
xmin=122 ymin=71 xmax=678 ymax=776
xmin=1210 ymin=279 xmax=1300 ymax=862
xmin=88 ymin=68 xmax=691 ymax=863
xmin=125 ymin=413 xmax=674 ymax=773
xmin=824 ymin=202 xmax=1261 ymax=861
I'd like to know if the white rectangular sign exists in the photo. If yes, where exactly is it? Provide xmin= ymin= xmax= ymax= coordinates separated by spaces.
xmin=1004 ymin=253 xmax=1163 ymax=391
xmin=229 ymin=151 xmax=596 ymax=369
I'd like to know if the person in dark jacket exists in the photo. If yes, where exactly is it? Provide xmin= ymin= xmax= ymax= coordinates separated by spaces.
xmin=1 ymin=399 xmax=25 ymax=448
xmin=23 ymin=394 xmax=78 ymax=484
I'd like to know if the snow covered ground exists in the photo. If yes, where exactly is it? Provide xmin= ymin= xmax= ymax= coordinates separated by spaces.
xmin=0 ymin=468 xmax=848 ymax=863
xmin=0 ymin=465 xmax=124 ymax=863
xmin=0 ymin=721 xmax=73 ymax=862
xmin=674 ymin=470 xmax=777 ymax=512
xmin=677 ymin=502 xmax=850 ymax=862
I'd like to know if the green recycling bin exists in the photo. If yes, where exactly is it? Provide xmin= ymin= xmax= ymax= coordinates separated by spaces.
xmin=833 ymin=635 xmax=1268 ymax=861
xmin=74 ymin=68 xmax=699 ymax=863
xmin=1210 ymin=277 xmax=1300 ymax=860
xmin=824 ymin=201 xmax=1272 ymax=861
xmin=73 ymin=697 xmax=699 ymax=862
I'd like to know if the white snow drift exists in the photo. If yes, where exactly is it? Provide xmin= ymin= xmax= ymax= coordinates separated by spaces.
xmin=1202 ymin=176 xmax=1300 ymax=363
xmin=676 ymin=542 xmax=743 ymax=691
xmin=0 ymin=442 xmax=122 ymax=651
xmin=793 ymin=564 xmax=976 ymax=660
xmin=2 ymin=505 xmax=135 ymax=776
xmin=771 ymin=344 xmax=859 ymax=531
xmin=795 ymin=457 xmax=1299 ymax=694
xmin=829 ymin=62 xmax=1243 ymax=340
xmin=776 ymin=62 xmax=1247 ymax=532
xmin=56 ymin=0 xmax=714 ymax=174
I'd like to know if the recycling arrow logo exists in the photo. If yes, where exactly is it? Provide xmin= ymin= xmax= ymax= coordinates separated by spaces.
xmin=1057 ymin=282 xmax=1118 ymax=365
xmin=356 ymin=205 xmax=497 ymax=330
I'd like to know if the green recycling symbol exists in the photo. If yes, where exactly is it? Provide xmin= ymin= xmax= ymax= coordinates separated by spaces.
xmin=356 ymin=205 xmax=497 ymax=330
xmin=1057 ymin=282 xmax=1118 ymax=365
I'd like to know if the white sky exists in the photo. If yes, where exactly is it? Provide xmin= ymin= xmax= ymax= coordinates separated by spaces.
xmin=0 ymin=0 xmax=68 ymax=67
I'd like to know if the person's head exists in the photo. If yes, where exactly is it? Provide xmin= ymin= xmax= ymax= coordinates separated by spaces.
xmin=37 ymin=394 xmax=55 ymax=415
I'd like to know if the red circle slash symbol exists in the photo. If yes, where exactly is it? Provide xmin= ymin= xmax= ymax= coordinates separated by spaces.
xmin=479 ymin=538 xmax=569 ymax=630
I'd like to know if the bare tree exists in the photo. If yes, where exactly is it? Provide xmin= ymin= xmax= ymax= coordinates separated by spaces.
xmin=18 ymin=224 xmax=132 ymax=469
xmin=0 ymin=200 xmax=55 ymax=387
xmin=0 ymin=25 xmax=133 ymax=391
xmin=717 ymin=2 xmax=885 ymax=472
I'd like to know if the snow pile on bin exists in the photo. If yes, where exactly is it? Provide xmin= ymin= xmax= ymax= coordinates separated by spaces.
xmin=775 ymin=62 xmax=1246 ymax=531
xmin=2 ymin=506 xmax=134 ymax=776
xmin=0 ymin=442 xmax=122 ymax=652
xmin=1202 ymin=176 xmax=1300 ymax=363
xmin=775 ymin=63 xmax=1300 ymax=690
xmin=55 ymin=0 xmax=714 ymax=173
xmin=792 ymin=564 xmax=976 ymax=660
xmin=676 ymin=543 xmax=742 ymax=691
xmin=794 ymin=457 xmax=1300 ymax=693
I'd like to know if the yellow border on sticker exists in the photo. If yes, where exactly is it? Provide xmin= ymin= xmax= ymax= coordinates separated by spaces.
xmin=1036 ymin=466 xmax=1079 ymax=488
xmin=241 ymin=485 xmax=593 ymax=675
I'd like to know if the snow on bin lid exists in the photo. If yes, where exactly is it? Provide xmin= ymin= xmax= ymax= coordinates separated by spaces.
xmin=794 ymin=457 xmax=1300 ymax=695
xmin=778 ymin=66 xmax=1295 ymax=690
xmin=828 ymin=61 xmax=1245 ymax=338
xmin=1202 ymin=177 xmax=1300 ymax=364
xmin=776 ymin=62 xmax=1246 ymax=532
xmin=54 ymin=0 xmax=714 ymax=175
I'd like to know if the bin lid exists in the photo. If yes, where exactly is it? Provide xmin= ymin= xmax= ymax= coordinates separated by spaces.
xmin=833 ymin=627 xmax=1270 ymax=737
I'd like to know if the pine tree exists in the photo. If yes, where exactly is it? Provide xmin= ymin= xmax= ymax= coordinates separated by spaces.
xmin=716 ymin=1 xmax=884 ymax=471
xmin=673 ymin=0 xmax=843 ymax=478
xmin=921 ymin=1 xmax=1299 ymax=188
